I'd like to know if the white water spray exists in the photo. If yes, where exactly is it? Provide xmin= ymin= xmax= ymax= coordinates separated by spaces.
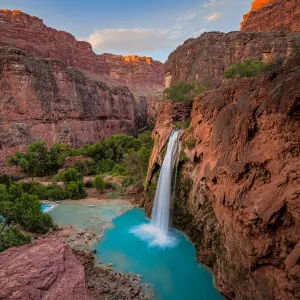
xmin=131 ymin=130 xmax=182 ymax=247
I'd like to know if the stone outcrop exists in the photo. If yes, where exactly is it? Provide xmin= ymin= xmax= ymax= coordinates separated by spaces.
xmin=0 ymin=48 xmax=136 ymax=173
xmin=164 ymin=31 xmax=300 ymax=88
xmin=0 ymin=238 xmax=90 ymax=300
xmin=0 ymin=9 xmax=164 ymax=128
xmin=144 ymin=54 xmax=300 ymax=299
xmin=241 ymin=0 xmax=300 ymax=33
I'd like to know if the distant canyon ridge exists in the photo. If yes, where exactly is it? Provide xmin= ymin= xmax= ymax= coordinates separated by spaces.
xmin=0 ymin=9 xmax=164 ymax=173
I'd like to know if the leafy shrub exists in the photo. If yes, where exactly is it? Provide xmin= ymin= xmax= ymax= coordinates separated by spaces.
xmin=164 ymin=81 xmax=207 ymax=103
xmin=59 ymin=168 xmax=86 ymax=199
xmin=72 ymin=159 xmax=96 ymax=176
xmin=0 ymin=224 xmax=31 ymax=252
xmin=185 ymin=137 xmax=196 ymax=150
xmin=66 ymin=182 xmax=86 ymax=200
xmin=96 ymin=158 xmax=116 ymax=174
xmin=0 ymin=187 xmax=53 ymax=234
xmin=225 ymin=59 xmax=281 ymax=79
xmin=121 ymin=176 xmax=137 ymax=187
xmin=111 ymin=164 xmax=128 ymax=176
xmin=8 ymin=141 xmax=66 ymax=177
xmin=93 ymin=175 xmax=105 ymax=193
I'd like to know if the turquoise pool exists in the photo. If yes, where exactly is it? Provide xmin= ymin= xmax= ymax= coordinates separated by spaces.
xmin=96 ymin=208 xmax=224 ymax=300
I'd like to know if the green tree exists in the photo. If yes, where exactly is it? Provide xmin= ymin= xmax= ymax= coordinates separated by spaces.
xmin=93 ymin=175 xmax=105 ymax=193
xmin=164 ymin=81 xmax=207 ymax=103
xmin=0 ymin=224 xmax=31 ymax=252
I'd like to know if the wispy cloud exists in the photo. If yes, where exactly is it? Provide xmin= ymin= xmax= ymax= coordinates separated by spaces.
xmin=202 ymin=0 xmax=225 ymax=9
xmin=177 ymin=12 xmax=197 ymax=21
xmin=204 ymin=12 xmax=222 ymax=23
xmin=87 ymin=28 xmax=185 ymax=53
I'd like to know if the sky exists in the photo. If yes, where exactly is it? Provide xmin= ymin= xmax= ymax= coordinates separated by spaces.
xmin=1 ymin=0 xmax=253 ymax=62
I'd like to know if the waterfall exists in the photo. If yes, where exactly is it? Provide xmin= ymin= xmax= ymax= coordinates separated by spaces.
xmin=131 ymin=130 xmax=182 ymax=247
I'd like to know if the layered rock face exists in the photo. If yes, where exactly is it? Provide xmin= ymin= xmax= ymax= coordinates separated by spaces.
xmin=144 ymin=56 xmax=300 ymax=299
xmin=164 ymin=31 xmax=299 ymax=88
xmin=0 ymin=9 xmax=109 ymax=75
xmin=0 ymin=9 xmax=164 ymax=127
xmin=0 ymin=238 xmax=90 ymax=300
xmin=0 ymin=48 xmax=136 ymax=173
xmin=241 ymin=0 xmax=300 ymax=33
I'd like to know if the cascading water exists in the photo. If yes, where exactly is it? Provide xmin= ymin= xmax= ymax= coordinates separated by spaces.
xmin=131 ymin=130 xmax=182 ymax=247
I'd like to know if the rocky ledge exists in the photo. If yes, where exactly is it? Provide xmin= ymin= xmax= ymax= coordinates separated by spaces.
xmin=0 ymin=238 xmax=151 ymax=300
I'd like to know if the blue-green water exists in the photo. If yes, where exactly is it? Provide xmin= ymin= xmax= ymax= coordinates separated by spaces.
xmin=96 ymin=208 xmax=224 ymax=300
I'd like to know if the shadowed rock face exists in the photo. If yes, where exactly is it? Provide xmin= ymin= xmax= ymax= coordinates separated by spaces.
xmin=0 ymin=238 xmax=90 ymax=300
xmin=0 ymin=48 xmax=136 ymax=173
xmin=241 ymin=0 xmax=300 ymax=33
xmin=144 ymin=56 xmax=300 ymax=299
xmin=164 ymin=31 xmax=300 ymax=88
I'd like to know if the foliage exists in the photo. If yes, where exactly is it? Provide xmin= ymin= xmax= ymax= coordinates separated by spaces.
xmin=72 ymin=159 xmax=96 ymax=176
xmin=8 ymin=141 xmax=67 ymax=177
xmin=185 ymin=137 xmax=196 ymax=150
xmin=0 ymin=184 xmax=53 ymax=233
xmin=66 ymin=182 xmax=86 ymax=200
xmin=224 ymin=59 xmax=281 ymax=79
xmin=121 ymin=176 xmax=137 ymax=187
xmin=93 ymin=175 xmax=105 ymax=193
xmin=59 ymin=168 xmax=86 ymax=200
xmin=164 ymin=81 xmax=207 ymax=103
xmin=0 ymin=223 xmax=31 ymax=252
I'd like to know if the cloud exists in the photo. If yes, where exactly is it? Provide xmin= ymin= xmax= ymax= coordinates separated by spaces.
xmin=204 ymin=12 xmax=222 ymax=23
xmin=87 ymin=28 xmax=184 ymax=53
xmin=202 ymin=0 xmax=225 ymax=8
xmin=177 ymin=12 xmax=196 ymax=21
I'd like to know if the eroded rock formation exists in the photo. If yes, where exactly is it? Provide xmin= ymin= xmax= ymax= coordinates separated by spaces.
xmin=144 ymin=53 xmax=300 ymax=299
xmin=0 ymin=238 xmax=90 ymax=300
xmin=0 ymin=48 xmax=136 ymax=173
xmin=241 ymin=0 xmax=300 ymax=33
xmin=164 ymin=31 xmax=299 ymax=88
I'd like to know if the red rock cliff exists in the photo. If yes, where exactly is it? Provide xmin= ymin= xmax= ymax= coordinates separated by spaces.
xmin=144 ymin=55 xmax=300 ymax=299
xmin=0 ymin=9 xmax=164 ymax=130
xmin=241 ymin=0 xmax=300 ymax=32
xmin=0 ymin=10 xmax=164 ymax=110
xmin=164 ymin=31 xmax=299 ymax=88
xmin=0 ymin=48 xmax=136 ymax=173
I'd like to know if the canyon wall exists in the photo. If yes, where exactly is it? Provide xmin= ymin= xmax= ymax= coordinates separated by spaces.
xmin=144 ymin=55 xmax=300 ymax=299
xmin=0 ymin=9 xmax=164 ymax=171
xmin=0 ymin=9 xmax=164 ymax=93
xmin=0 ymin=48 xmax=136 ymax=173
xmin=164 ymin=31 xmax=299 ymax=88
xmin=241 ymin=0 xmax=300 ymax=33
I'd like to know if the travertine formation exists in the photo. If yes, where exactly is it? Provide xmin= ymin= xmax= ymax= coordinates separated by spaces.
xmin=0 ymin=48 xmax=136 ymax=173
xmin=241 ymin=0 xmax=300 ymax=32
xmin=144 ymin=52 xmax=300 ymax=299
xmin=0 ymin=238 xmax=90 ymax=300
xmin=165 ymin=31 xmax=300 ymax=88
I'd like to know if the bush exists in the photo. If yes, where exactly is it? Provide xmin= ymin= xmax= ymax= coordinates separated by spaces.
xmin=0 ymin=224 xmax=31 ymax=252
xmin=66 ymin=182 xmax=87 ymax=200
xmin=185 ymin=137 xmax=196 ymax=150
xmin=224 ymin=59 xmax=280 ymax=79
xmin=59 ymin=168 xmax=86 ymax=200
xmin=8 ymin=141 xmax=66 ymax=177
xmin=164 ymin=81 xmax=207 ymax=103
xmin=93 ymin=175 xmax=105 ymax=193
xmin=0 ymin=189 xmax=53 ymax=234
xmin=96 ymin=158 xmax=116 ymax=174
